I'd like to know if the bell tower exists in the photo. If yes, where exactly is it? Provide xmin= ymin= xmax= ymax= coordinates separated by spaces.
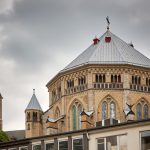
xmin=25 ymin=89 xmax=43 ymax=138
xmin=0 ymin=93 xmax=3 ymax=130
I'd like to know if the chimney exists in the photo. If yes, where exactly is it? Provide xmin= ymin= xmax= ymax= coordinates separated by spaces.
xmin=93 ymin=37 xmax=100 ymax=45
xmin=105 ymin=36 xmax=111 ymax=43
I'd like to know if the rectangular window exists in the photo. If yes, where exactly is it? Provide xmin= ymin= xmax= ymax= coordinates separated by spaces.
xmin=97 ymin=135 xmax=127 ymax=150
xmin=19 ymin=147 xmax=28 ymax=150
xmin=73 ymin=139 xmax=83 ymax=150
xmin=106 ymin=136 xmax=117 ymax=150
xmin=97 ymin=138 xmax=105 ymax=150
xmin=32 ymin=145 xmax=41 ymax=150
xmin=141 ymin=131 xmax=150 ymax=150
xmin=118 ymin=135 xmax=127 ymax=150
xmin=59 ymin=141 xmax=68 ymax=150
xmin=46 ymin=143 xmax=54 ymax=150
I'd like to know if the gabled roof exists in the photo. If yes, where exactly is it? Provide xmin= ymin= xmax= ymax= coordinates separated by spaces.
xmin=61 ymin=30 xmax=150 ymax=72
xmin=25 ymin=92 xmax=42 ymax=111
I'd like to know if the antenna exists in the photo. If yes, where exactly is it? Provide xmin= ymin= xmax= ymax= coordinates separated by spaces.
xmin=106 ymin=16 xmax=110 ymax=30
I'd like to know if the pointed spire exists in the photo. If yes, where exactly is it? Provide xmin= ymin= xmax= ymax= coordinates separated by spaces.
xmin=25 ymin=89 xmax=43 ymax=111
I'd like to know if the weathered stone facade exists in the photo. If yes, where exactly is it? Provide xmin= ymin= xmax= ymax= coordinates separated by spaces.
xmin=45 ymin=65 xmax=150 ymax=134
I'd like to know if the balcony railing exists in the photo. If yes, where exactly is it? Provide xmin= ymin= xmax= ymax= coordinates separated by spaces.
xmin=65 ymin=84 xmax=88 ymax=95
xmin=130 ymin=84 xmax=150 ymax=92
xmin=93 ymin=82 xmax=123 ymax=89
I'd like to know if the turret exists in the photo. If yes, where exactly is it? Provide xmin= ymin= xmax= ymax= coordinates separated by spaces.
xmin=0 ymin=93 xmax=3 ymax=130
xmin=25 ymin=89 xmax=43 ymax=138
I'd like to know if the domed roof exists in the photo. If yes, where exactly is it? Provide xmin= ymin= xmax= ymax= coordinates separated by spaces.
xmin=25 ymin=90 xmax=42 ymax=111
xmin=61 ymin=30 xmax=150 ymax=72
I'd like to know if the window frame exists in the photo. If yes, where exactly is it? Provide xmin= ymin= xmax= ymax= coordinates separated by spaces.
xmin=72 ymin=138 xmax=83 ymax=150
xmin=44 ymin=140 xmax=54 ymax=150
xmin=58 ymin=139 xmax=68 ymax=150
xmin=19 ymin=146 xmax=28 ymax=150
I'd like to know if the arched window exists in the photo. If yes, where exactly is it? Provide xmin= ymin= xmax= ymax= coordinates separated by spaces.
xmin=27 ymin=112 xmax=30 ymax=121
xmin=111 ymin=75 xmax=113 ymax=82
xmin=102 ymin=101 xmax=107 ymax=120
xmin=118 ymin=75 xmax=121 ymax=83
xmin=103 ymin=75 xmax=106 ymax=82
xmin=114 ymin=75 xmax=117 ymax=82
xmin=72 ymin=105 xmax=77 ymax=130
xmin=138 ymin=77 xmax=141 ymax=85
xmin=132 ymin=76 xmax=134 ymax=84
xmin=72 ymin=103 xmax=83 ymax=130
xmin=110 ymin=102 xmax=116 ymax=119
xmin=136 ymin=103 xmax=142 ymax=120
xmin=135 ymin=76 xmax=137 ymax=84
xmin=27 ymin=124 xmax=30 ymax=130
xmin=144 ymin=104 xmax=149 ymax=119
xmin=96 ymin=74 xmax=99 ymax=82
xmin=33 ymin=112 xmax=37 ymax=121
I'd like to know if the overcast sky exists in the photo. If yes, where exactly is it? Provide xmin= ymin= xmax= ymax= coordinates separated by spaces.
xmin=0 ymin=0 xmax=150 ymax=131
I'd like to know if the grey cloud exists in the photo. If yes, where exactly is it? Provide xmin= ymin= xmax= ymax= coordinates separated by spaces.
xmin=0 ymin=0 xmax=150 ymax=130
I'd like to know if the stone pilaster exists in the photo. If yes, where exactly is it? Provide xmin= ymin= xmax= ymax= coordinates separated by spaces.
xmin=87 ymin=70 xmax=94 ymax=111
xmin=49 ymin=91 xmax=52 ymax=107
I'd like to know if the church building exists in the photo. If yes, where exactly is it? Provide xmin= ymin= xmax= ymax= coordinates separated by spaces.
xmin=25 ymin=21 xmax=150 ymax=138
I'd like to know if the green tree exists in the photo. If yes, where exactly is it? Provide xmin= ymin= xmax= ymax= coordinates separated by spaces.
xmin=0 ymin=130 xmax=9 ymax=142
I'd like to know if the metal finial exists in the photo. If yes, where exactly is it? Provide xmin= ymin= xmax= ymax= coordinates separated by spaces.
xmin=106 ymin=16 xmax=110 ymax=30
xmin=33 ymin=89 xmax=35 ymax=94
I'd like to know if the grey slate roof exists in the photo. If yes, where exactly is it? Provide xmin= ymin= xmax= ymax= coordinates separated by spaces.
xmin=25 ymin=93 xmax=42 ymax=111
xmin=61 ymin=30 xmax=150 ymax=72
xmin=6 ymin=130 xmax=25 ymax=140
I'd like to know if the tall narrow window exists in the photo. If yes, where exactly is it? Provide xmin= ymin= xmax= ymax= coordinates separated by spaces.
xmin=110 ymin=102 xmax=116 ymax=119
xmin=72 ymin=102 xmax=83 ymax=130
xmin=132 ymin=76 xmax=134 ymax=84
xmin=72 ymin=105 xmax=77 ymax=130
xmin=78 ymin=76 xmax=86 ymax=85
xmin=78 ymin=105 xmax=82 ymax=129
xmin=95 ymin=74 xmax=106 ymax=83
xmin=27 ymin=112 xmax=30 ymax=121
xmin=144 ymin=104 xmax=149 ymax=119
xmin=103 ymin=75 xmax=106 ymax=82
xmin=136 ymin=103 xmax=142 ymax=120
xmin=27 ymin=124 xmax=30 ymax=130
xmin=138 ymin=77 xmax=141 ymax=85
xmin=111 ymin=75 xmax=113 ymax=82
xmin=102 ymin=101 xmax=107 ymax=120
xmin=118 ymin=75 xmax=121 ymax=83
xmin=33 ymin=112 xmax=38 ymax=121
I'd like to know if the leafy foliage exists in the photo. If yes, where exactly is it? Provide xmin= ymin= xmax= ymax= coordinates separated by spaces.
xmin=0 ymin=130 xmax=9 ymax=142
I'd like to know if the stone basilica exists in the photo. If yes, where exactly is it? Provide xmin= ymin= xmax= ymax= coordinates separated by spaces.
xmin=25 ymin=24 xmax=150 ymax=138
